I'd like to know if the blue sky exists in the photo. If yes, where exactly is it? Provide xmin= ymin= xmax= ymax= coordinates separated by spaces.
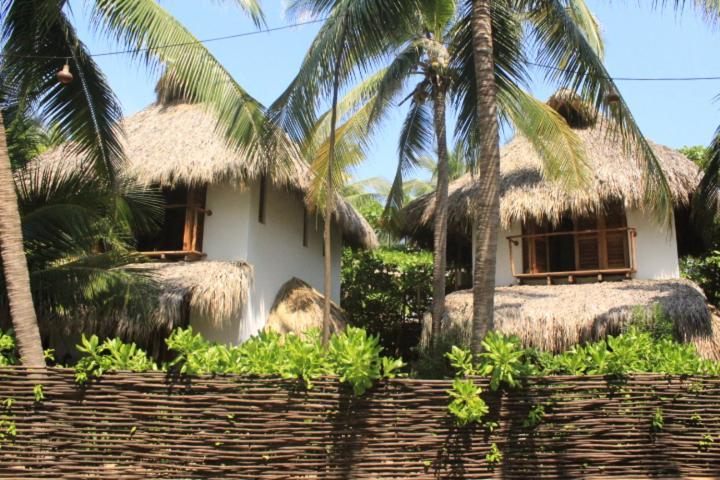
xmin=71 ymin=1 xmax=720 ymax=183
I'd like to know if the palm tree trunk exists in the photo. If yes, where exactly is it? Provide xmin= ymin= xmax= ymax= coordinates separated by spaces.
xmin=322 ymin=43 xmax=345 ymax=346
xmin=0 ymin=112 xmax=46 ymax=367
xmin=430 ymin=85 xmax=449 ymax=350
xmin=469 ymin=0 xmax=501 ymax=354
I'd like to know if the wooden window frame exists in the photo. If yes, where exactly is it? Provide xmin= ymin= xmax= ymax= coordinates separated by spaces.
xmin=512 ymin=207 xmax=636 ymax=282
xmin=302 ymin=206 xmax=309 ymax=247
xmin=258 ymin=175 xmax=267 ymax=224
xmin=140 ymin=185 xmax=209 ymax=261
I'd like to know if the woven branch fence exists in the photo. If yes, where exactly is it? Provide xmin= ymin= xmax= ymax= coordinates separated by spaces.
xmin=0 ymin=368 xmax=719 ymax=479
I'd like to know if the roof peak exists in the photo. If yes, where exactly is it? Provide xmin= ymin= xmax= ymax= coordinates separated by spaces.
xmin=546 ymin=89 xmax=597 ymax=129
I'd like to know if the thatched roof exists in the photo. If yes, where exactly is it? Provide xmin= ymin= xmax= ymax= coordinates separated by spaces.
xmin=37 ymin=102 xmax=377 ymax=249
xmin=265 ymin=277 xmax=346 ymax=335
xmin=402 ymin=98 xmax=701 ymax=240
xmin=423 ymin=279 xmax=720 ymax=360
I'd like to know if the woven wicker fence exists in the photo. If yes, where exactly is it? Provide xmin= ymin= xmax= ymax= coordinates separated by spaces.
xmin=0 ymin=368 xmax=719 ymax=479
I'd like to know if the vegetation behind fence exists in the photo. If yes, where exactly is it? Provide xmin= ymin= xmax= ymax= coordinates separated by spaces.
xmin=1 ymin=369 xmax=719 ymax=479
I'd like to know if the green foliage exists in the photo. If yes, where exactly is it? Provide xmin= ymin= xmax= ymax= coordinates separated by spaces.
xmin=0 ymin=330 xmax=18 ymax=367
xmin=485 ymin=443 xmax=503 ymax=465
xmin=680 ymin=145 xmax=710 ymax=169
xmin=0 ymin=397 xmax=16 ymax=448
xmin=477 ymin=333 xmax=529 ymax=390
xmin=75 ymin=335 xmax=158 ymax=384
xmin=523 ymin=404 xmax=545 ymax=429
xmin=32 ymin=384 xmax=44 ymax=402
xmin=341 ymin=247 xmax=434 ymax=359
xmin=681 ymin=253 xmax=720 ymax=307
xmin=651 ymin=407 xmax=664 ymax=431
xmin=699 ymin=434 xmax=714 ymax=451
xmin=76 ymin=327 xmax=404 ymax=397
xmin=447 ymin=378 xmax=489 ymax=426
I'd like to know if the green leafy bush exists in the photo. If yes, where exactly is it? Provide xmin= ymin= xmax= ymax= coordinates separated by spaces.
xmin=0 ymin=330 xmax=17 ymax=367
xmin=75 ymin=335 xmax=158 ymax=383
xmin=681 ymin=253 xmax=720 ymax=307
xmin=75 ymin=326 xmax=405 ymax=396
xmin=447 ymin=378 xmax=488 ymax=426
xmin=341 ymin=247 xmax=433 ymax=359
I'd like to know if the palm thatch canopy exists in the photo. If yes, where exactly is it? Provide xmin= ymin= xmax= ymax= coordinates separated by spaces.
xmin=265 ymin=277 xmax=345 ymax=335
xmin=40 ymin=261 xmax=252 ymax=359
xmin=423 ymin=279 xmax=720 ymax=360
xmin=38 ymin=101 xmax=377 ymax=249
xmin=402 ymin=94 xmax=701 ymax=243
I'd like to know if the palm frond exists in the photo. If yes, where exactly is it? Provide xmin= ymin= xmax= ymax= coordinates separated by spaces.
xmin=384 ymin=94 xmax=433 ymax=227
xmin=525 ymin=0 xmax=673 ymax=222
xmin=92 ymin=0 xmax=299 ymax=180
xmin=1 ymin=0 xmax=124 ymax=179
xmin=499 ymin=84 xmax=588 ymax=189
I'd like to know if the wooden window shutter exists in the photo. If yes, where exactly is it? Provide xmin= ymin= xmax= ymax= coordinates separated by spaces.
xmin=258 ymin=175 xmax=267 ymax=224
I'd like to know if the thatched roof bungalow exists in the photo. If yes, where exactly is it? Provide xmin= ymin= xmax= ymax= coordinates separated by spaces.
xmin=39 ymin=98 xmax=377 ymax=346
xmin=403 ymin=92 xmax=701 ymax=286
xmin=404 ymin=92 xmax=718 ymax=358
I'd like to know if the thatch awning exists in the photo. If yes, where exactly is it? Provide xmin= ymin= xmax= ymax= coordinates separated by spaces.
xmin=265 ymin=277 xmax=345 ymax=336
xmin=424 ymin=279 xmax=720 ymax=360
xmin=402 ymin=100 xmax=701 ymax=242
xmin=37 ymin=102 xmax=377 ymax=249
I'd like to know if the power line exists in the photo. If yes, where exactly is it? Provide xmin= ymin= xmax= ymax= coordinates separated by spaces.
xmin=1 ymin=19 xmax=720 ymax=83
xmin=0 ymin=18 xmax=327 ymax=60
xmin=526 ymin=61 xmax=720 ymax=82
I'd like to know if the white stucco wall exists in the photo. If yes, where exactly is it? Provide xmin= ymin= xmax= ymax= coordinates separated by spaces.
xmin=192 ymin=179 xmax=342 ymax=344
xmin=202 ymin=183 xmax=251 ymax=260
xmin=494 ymin=223 xmax=522 ymax=286
xmin=626 ymin=209 xmax=680 ymax=279
xmin=244 ymin=180 xmax=342 ymax=342
xmin=477 ymin=209 xmax=680 ymax=285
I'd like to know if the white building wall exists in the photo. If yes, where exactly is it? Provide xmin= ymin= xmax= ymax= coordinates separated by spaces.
xmin=471 ymin=222 xmax=522 ymax=287
xmin=626 ymin=209 xmax=680 ymax=280
xmin=193 ymin=179 xmax=342 ymax=344
xmin=202 ymin=183 xmax=251 ymax=260
xmin=495 ymin=223 xmax=522 ymax=286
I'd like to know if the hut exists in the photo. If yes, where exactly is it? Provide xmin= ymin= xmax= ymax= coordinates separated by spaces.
xmin=38 ymin=95 xmax=377 ymax=347
xmin=403 ymin=91 xmax=719 ymax=357
xmin=404 ymin=91 xmax=700 ymax=285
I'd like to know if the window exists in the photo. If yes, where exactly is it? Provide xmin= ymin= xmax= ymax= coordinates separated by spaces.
xmin=258 ymin=175 xmax=267 ymax=224
xmin=136 ymin=184 xmax=208 ymax=260
xmin=520 ymin=203 xmax=631 ymax=276
xmin=302 ymin=207 xmax=309 ymax=247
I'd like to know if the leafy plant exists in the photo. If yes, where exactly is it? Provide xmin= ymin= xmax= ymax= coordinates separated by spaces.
xmin=682 ymin=253 xmax=720 ymax=307
xmin=447 ymin=378 xmax=488 ymax=426
xmin=651 ymin=407 xmax=664 ymax=431
xmin=485 ymin=443 xmax=503 ymax=465
xmin=75 ymin=334 xmax=157 ymax=383
xmin=341 ymin=247 xmax=434 ymax=359
xmin=699 ymin=434 xmax=714 ymax=451
xmin=74 ymin=327 xmax=404 ymax=397
xmin=477 ymin=333 xmax=528 ymax=390
xmin=523 ymin=404 xmax=545 ymax=429
xmin=0 ymin=330 xmax=18 ymax=366
xmin=32 ymin=384 xmax=44 ymax=402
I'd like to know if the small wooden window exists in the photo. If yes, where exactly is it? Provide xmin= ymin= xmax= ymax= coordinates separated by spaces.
xmin=258 ymin=175 xmax=267 ymax=224
xmin=302 ymin=207 xmax=309 ymax=247
xmin=136 ymin=184 xmax=207 ymax=260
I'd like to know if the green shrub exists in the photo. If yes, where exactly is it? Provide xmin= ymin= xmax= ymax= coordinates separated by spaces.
xmin=341 ymin=247 xmax=434 ymax=359
xmin=0 ymin=330 xmax=17 ymax=367
xmin=681 ymin=252 xmax=720 ymax=307
xmin=75 ymin=326 xmax=405 ymax=396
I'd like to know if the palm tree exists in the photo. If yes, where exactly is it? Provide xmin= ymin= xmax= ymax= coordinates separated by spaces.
xmin=0 ymin=0 xmax=279 ymax=366
xmin=465 ymin=0 xmax=703 ymax=352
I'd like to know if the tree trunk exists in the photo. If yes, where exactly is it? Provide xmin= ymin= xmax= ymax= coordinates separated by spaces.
xmin=469 ymin=0 xmax=501 ymax=353
xmin=430 ymin=85 xmax=449 ymax=351
xmin=322 ymin=44 xmax=344 ymax=346
xmin=0 ymin=112 xmax=46 ymax=367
